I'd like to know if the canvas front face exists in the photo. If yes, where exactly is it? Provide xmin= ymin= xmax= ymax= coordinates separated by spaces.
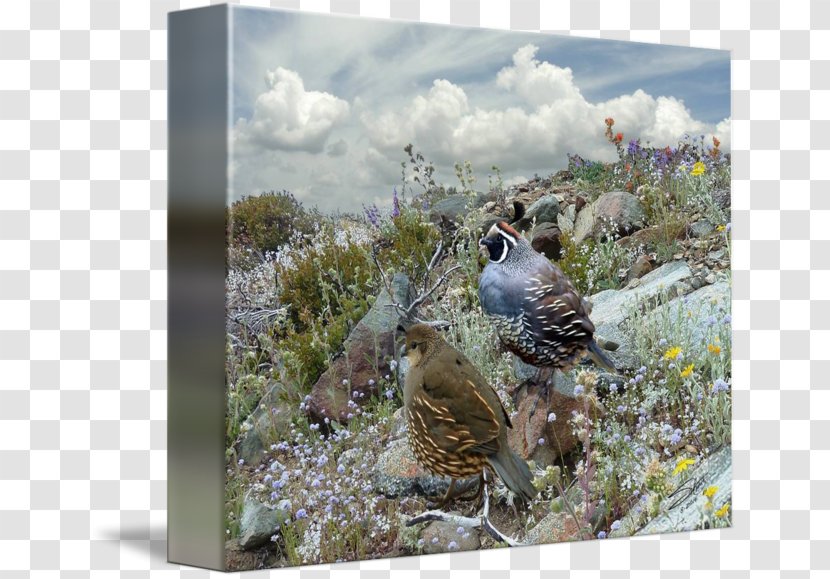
xmin=216 ymin=6 xmax=732 ymax=570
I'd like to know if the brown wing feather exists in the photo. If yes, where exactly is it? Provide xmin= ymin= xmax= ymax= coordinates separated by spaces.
xmin=418 ymin=347 xmax=504 ymax=455
xmin=523 ymin=262 xmax=595 ymax=349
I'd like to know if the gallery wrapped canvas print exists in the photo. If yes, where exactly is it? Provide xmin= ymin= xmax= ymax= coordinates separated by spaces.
xmin=168 ymin=5 xmax=732 ymax=571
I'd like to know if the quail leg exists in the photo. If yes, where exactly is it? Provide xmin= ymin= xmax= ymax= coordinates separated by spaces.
xmin=456 ymin=472 xmax=486 ymax=514
xmin=529 ymin=367 xmax=555 ymax=417
xmin=426 ymin=478 xmax=458 ymax=509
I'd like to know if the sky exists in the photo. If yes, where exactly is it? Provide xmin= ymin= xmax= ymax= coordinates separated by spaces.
xmin=229 ymin=7 xmax=731 ymax=213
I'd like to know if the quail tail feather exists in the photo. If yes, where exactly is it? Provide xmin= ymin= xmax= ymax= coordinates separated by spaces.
xmin=489 ymin=447 xmax=538 ymax=502
xmin=587 ymin=339 xmax=616 ymax=373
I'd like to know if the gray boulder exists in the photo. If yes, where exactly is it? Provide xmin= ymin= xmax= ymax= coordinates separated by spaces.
xmin=238 ymin=381 xmax=295 ymax=464
xmin=593 ymin=191 xmax=646 ymax=238
xmin=238 ymin=496 xmax=291 ymax=550
xmin=307 ymin=273 xmax=411 ymax=423
xmin=572 ymin=202 xmax=595 ymax=244
xmin=428 ymin=194 xmax=486 ymax=224
xmin=587 ymin=261 xmax=693 ymax=370
xmin=634 ymin=446 xmax=731 ymax=536
xmin=645 ymin=281 xmax=730 ymax=347
xmin=513 ymin=195 xmax=561 ymax=232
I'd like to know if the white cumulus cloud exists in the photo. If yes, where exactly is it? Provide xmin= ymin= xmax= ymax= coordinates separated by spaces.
xmin=234 ymin=67 xmax=349 ymax=153
xmin=361 ymin=45 xmax=730 ymax=175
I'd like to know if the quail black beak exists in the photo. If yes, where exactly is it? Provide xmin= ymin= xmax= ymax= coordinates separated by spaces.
xmin=478 ymin=237 xmax=489 ymax=260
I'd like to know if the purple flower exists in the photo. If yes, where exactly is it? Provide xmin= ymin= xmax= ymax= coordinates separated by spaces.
xmin=597 ymin=531 xmax=607 ymax=539
xmin=609 ymin=383 xmax=618 ymax=393
xmin=574 ymin=385 xmax=584 ymax=396
xmin=722 ymin=314 xmax=732 ymax=324
xmin=385 ymin=389 xmax=394 ymax=400
xmin=538 ymin=438 xmax=545 ymax=446
xmin=624 ymin=435 xmax=631 ymax=443
xmin=547 ymin=412 xmax=557 ymax=423
xmin=670 ymin=429 xmax=682 ymax=445
xmin=392 ymin=187 xmax=401 ymax=218
xmin=610 ymin=520 xmax=621 ymax=531
xmin=431 ymin=537 xmax=439 ymax=544
xmin=712 ymin=378 xmax=730 ymax=394
xmin=448 ymin=541 xmax=458 ymax=550
xmin=457 ymin=526 xmax=465 ymax=535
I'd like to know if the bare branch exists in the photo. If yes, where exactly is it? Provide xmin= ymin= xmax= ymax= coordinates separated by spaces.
xmin=423 ymin=239 xmax=444 ymax=294
xmin=407 ymin=264 xmax=461 ymax=315
xmin=370 ymin=249 xmax=394 ymax=299
xmin=406 ymin=472 xmax=526 ymax=547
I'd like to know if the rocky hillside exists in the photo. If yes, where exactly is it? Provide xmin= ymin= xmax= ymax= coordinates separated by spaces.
xmin=223 ymin=129 xmax=732 ymax=569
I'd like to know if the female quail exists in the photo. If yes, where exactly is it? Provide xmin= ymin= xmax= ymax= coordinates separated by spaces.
xmin=478 ymin=221 xmax=615 ymax=373
xmin=401 ymin=323 xmax=538 ymax=504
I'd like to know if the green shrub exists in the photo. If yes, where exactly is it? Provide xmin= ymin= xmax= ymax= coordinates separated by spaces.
xmin=228 ymin=190 xmax=318 ymax=256
xmin=557 ymin=230 xmax=594 ymax=294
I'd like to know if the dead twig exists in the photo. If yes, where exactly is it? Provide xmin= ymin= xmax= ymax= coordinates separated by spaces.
xmin=372 ymin=239 xmax=460 ymax=326
xmin=406 ymin=470 xmax=525 ymax=547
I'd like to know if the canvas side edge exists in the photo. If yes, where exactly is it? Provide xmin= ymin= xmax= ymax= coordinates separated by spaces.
xmin=167 ymin=4 xmax=228 ymax=571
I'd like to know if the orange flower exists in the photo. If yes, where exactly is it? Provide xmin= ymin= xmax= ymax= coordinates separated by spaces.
xmin=615 ymin=132 xmax=623 ymax=143
xmin=713 ymin=136 xmax=720 ymax=148
xmin=605 ymin=117 xmax=614 ymax=126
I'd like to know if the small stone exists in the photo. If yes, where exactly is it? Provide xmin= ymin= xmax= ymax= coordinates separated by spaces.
xmin=420 ymin=518 xmax=480 ymax=554
xmin=625 ymin=254 xmax=652 ymax=283
xmin=531 ymin=222 xmax=562 ymax=260
xmin=705 ymin=273 xmax=716 ymax=284
xmin=690 ymin=277 xmax=704 ymax=290
xmin=689 ymin=219 xmax=715 ymax=238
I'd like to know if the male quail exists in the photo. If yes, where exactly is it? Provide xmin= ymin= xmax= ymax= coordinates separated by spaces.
xmin=478 ymin=221 xmax=615 ymax=374
xmin=401 ymin=323 xmax=538 ymax=504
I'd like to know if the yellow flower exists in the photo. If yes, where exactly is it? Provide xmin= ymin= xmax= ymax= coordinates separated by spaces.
xmin=673 ymin=458 xmax=696 ymax=476
xmin=716 ymin=224 xmax=726 ymax=232
xmin=680 ymin=364 xmax=694 ymax=378
xmin=703 ymin=486 xmax=718 ymax=499
xmin=708 ymin=343 xmax=721 ymax=355
xmin=715 ymin=503 xmax=730 ymax=518
xmin=663 ymin=346 xmax=682 ymax=360
xmin=691 ymin=161 xmax=706 ymax=176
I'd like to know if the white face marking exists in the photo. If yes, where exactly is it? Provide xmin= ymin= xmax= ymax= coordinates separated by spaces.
xmin=498 ymin=229 xmax=517 ymax=246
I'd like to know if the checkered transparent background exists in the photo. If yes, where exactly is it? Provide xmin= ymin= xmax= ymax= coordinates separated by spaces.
xmin=0 ymin=0 xmax=825 ymax=576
